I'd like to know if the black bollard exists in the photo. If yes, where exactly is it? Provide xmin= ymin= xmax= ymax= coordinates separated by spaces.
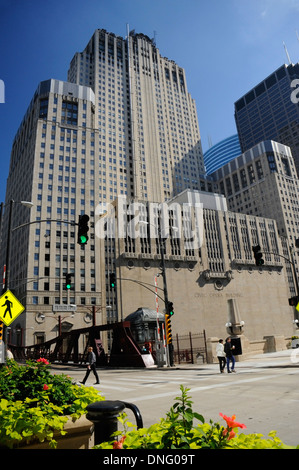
xmin=86 ymin=400 xmax=143 ymax=445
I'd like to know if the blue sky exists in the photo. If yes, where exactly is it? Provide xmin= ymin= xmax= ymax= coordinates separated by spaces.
xmin=1 ymin=0 xmax=299 ymax=203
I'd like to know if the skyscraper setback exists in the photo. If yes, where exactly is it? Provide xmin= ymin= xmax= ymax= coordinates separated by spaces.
xmin=67 ymin=28 xmax=204 ymax=203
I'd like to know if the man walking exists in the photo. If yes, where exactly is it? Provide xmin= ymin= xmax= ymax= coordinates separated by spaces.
xmin=81 ymin=346 xmax=100 ymax=385
xmin=224 ymin=337 xmax=236 ymax=373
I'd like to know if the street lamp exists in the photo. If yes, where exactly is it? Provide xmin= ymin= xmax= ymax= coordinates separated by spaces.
xmin=0 ymin=199 xmax=33 ymax=364
xmin=39 ymin=313 xmax=74 ymax=336
xmin=81 ymin=304 xmax=112 ymax=326
xmin=2 ymin=199 xmax=34 ymax=291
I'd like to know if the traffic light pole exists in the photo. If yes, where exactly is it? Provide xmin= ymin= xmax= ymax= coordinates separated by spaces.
xmin=159 ymin=230 xmax=173 ymax=367
xmin=259 ymin=248 xmax=299 ymax=317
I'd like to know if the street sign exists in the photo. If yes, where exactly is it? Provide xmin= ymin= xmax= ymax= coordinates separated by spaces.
xmin=0 ymin=290 xmax=25 ymax=326
xmin=296 ymin=302 xmax=299 ymax=313
xmin=52 ymin=304 xmax=77 ymax=313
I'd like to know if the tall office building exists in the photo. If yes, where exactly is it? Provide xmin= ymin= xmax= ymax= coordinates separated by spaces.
xmin=67 ymin=29 xmax=205 ymax=203
xmin=1 ymin=79 xmax=103 ymax=347
xmin=211 ymin=140 xmax=299 ymax=296
xmin=234 ymin=63 xmax=299 ymax=176
xmin=203 ymin=134 xmax=241 ymax=174
xmin=2 ymin=29 xmax=205 ymax=347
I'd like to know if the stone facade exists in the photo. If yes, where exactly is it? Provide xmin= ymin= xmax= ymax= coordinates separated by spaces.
xmin=100 ymin=193 xmax=295 ymax=352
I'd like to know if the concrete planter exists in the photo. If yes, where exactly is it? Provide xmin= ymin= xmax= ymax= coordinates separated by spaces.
xmin=17 ymin=415 xmax=94 ymax=449
xmin=291 ymin=338 xmax=299 ymax=349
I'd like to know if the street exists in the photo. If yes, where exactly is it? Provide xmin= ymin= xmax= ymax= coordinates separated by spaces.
xmin=51 ymin=350 xmax=299 ymax=448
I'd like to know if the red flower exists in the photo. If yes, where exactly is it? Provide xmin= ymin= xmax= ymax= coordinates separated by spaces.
xmin=219 ymin=413 xmax=246 ymax=430
xmin=37 ymin=358 xmax=50 ymax=365
xmin=222 ymin=428 xmax=236 ymax=440
xmin=43 ymin=384 xmax=49 ymax=391
xmin=113 ymin=435 xmax=126 ymax=449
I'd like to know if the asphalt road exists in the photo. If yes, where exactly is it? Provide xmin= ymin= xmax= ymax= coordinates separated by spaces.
xmin=51 ymin=349 xmax=299 ymax=447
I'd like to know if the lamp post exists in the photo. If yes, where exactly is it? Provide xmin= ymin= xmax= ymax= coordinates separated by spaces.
xmin=3 ymin=199 xmax=34 ymax=292
xmin=39 ymin=313 xmax=74 ymax=336
xmin=0 ymin=200 xmax=33 ymax=363
xmin=80 ymin=304 xmax=112 ymax=326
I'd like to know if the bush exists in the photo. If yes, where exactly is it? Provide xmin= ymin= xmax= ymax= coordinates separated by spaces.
xmin=95 ymin=385 xmax=298 ymax=450
xmin=0 ymin=359 xmax=104 ymax=448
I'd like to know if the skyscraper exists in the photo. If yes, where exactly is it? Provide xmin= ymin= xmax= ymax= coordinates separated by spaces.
xmin=1 ymin=79 xmax=102 ymax=346
xmin=234 ymin=63 xmax=299 ymax=176
xmin=203 ymin=134 xmax=241 ymax=174
xmin=2 ymin=29 xmax=205 ymax=347
xmin=67 ymin=28 xmax=205 ymax=203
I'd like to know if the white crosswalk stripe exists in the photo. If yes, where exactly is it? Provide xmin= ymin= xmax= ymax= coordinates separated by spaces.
xmin=89 ymin=372 xmax=212 ymax=393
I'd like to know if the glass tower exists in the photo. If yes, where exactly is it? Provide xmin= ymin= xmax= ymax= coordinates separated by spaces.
xmin=234 ymin=63 xmax=299 ymax=176
xmin=203 ymin=134 xmax=241 ymax=174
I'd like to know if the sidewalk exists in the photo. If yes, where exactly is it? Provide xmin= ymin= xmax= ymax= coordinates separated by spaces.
xmin=49 ymin=348 xmax=298 ymax=374
xmin=172 ymin=348 xmax=298 ymax=371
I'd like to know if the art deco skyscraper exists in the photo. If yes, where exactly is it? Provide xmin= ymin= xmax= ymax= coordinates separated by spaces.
xmin=1 ymin=79 xmax=101 ymax=347
xmin=67 ymin=29 xmax=204 ymax=203
xmin=2 ymin=29 xmax=205 ymax=348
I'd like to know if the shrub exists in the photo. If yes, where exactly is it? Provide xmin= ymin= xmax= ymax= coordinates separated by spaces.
xmin=95 ymin=385 xmax=297 ymax=450
xmin=0 ymin=359 xmax=104 ymax=448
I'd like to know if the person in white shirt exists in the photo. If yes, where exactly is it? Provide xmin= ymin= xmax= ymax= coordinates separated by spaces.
xmin=216 ymin=339 xmax=226 ymax=373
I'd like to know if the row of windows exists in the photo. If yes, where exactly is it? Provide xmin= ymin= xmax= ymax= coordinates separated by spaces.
xmin=32 ymin=296 xmax=97 ymax=305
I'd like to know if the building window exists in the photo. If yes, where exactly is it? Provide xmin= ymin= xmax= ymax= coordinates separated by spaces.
xmin=281 ymin=157 xmax=291 ymax=176
xmin=240 ymin=169 xmax=247 ymax=188
xmin=247 ymin=164 xmax=255 ymax=184
xmin=39 ymin=99 xmax=48 ymax=118
xmin=61 ymin=100 xmax=78 ymax=126
xmin=267 ymin=154 xmax=277 ymax=173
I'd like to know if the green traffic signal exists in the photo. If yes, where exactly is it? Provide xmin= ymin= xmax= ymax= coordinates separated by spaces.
xmin=109 ymin=273 xmax=116 ymax=289
xmin=65 ymin=273 xmax=72 ymax=290
xmin=168 ymin=301 xmax=174 ymax=316
xmin=252 ymin=245 xmax=264 ymax=266
xmin=79 ymin=234 xmax=88 ymax=244
xmin=77 ymin=214 xmax=89 ymax=245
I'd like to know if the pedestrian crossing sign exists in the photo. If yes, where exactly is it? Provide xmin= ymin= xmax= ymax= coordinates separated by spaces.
xmin=0 ymin=290 xmax=25 ymax=326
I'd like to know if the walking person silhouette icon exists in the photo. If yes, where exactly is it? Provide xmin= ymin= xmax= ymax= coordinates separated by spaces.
xmin=2 ymin=296 xmax=13 ymax=318
xmin=0 ymin=290 xmax=25 ymax=326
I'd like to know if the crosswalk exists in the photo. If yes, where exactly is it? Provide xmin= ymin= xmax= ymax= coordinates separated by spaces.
xmin=81 ymin=371 xmax=219 ymax=393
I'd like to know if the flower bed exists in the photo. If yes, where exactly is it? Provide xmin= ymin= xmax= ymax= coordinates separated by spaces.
xmin=0 ymin=358 xmax=104 ymax=448
xmin=95 ymin=386 xmax=298 ymax=450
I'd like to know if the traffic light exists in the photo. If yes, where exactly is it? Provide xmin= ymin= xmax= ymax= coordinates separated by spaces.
xmin=0 ymin=322 xmax=3 ymax=341
xmin=252 ymin=245 xmax=264 ymax=266
xmin=165 ymin=314 xmax=172 ymax=344
xmin=167 ymin=301 xmax=174 ymax=316
xmin=65 ymin=273 xmax=72 ymax=290
xmin=109 ymin=273 xmax=116 ymax=290
xmin=289 ymin=296 xmax=299 ymax=307
xmin=77 ymin=214 xmax=89 ymax=245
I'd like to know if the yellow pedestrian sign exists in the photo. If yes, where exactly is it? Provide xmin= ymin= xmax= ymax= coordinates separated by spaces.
xmin=0 ymin=290 xmax=25 ymax=326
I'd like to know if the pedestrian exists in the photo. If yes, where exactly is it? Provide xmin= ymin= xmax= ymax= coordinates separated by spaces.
xmin=6 ymin=348 xmax=14 ymax=360
xmin=216 ymin=339 xmax=226 ymax=373
xmin=224 ymin=337 xmax=236 ymax=373
xmin=80 ymin=346 xmax=100 ymax=385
